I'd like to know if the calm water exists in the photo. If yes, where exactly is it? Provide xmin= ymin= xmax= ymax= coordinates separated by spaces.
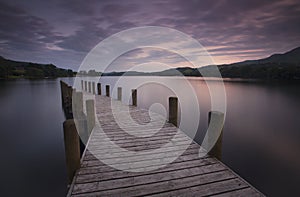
xmin=1 ymin=77 xmax=300 ymax=196
xmin=0 ymin=79 xmax=69 ymax=196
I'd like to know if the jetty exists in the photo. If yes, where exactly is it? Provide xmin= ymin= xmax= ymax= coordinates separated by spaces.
xmin=60 ymin=80 xmax=263 ymax=197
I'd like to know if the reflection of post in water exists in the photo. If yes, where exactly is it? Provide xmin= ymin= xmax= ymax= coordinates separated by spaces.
xmin=207 ymin=111 xmax=224 ymax=160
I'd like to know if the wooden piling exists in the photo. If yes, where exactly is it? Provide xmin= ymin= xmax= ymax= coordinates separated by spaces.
xmin=63 ymin=119 xmax=80 ymax=184
xmin=92 ymin=82 xmax=95 ymax=94
xmin=72 ymin=91 xmax=83 ymax=118
xmin=60 ymin=80 xmax=66 ymax=106
xmin=86 ymin=99 xmax=95 ymax=136
xmin=208 ymin=111 xmax=224 ymax=160
xmin=168 ymin=97 xmax=178 ymax=127
xmin=88 ymin=82 xmax=91 ymax=93
xmin=117 ymin=87 xmax=122 ymax=101
xmin=97 ymin=83 xmax=101 ymax=95
xmin=84 ymin=81 xmax=87 ymax=91
xmin=106 ymin=85 xmax=110 ymax=97
xmin=75 ymin=117 xmax=88 ymax=146
xmin=132 ymin=89 xmax=137 ymax=106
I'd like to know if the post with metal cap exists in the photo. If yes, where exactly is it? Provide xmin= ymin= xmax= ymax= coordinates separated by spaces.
xmin=86 ymin=99 xmax=95 ymax=136
xmin=169 ymin=97 xmax=178 ymax=127
xmin=63 ymin=119 xmax=80 ymax=184
xmin=97 ymin=83 xmax=101 ymax=95
xmin=208 ymin=111 xmax=224 ymax=160
xmin=132 ymin=89 xmax=137 ymax=106
xmin=106 ymin=85 xmax=110 ymax=97
xmin=117 ymin=87 xmax=122 ymax=101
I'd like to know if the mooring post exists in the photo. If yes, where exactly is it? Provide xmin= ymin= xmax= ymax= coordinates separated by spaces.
xmin=169 ymin=97 xmax=178 ymax=127
xmin=67 ymin=86 xmax=73 ymax=104
xmin=106 ymin=85 xmax=110 ymax=97
xmin=208 ymin=111 xmax=224 ymax=160
xmin=84 ymin=81 xmax=87 ymax=91
xmin=97 ymin=83 xmax=101 ymax=95
xmin=72 ymin=91 xmax=83 ymax=118
xmin=76 ymin=118 xmax=88 ymax=145
xmin=81 ymin=80 xmax=84 ymax=90
xmin=63 ymin=119 xmax=80 ymax=184
xmin=117 ymin=87 xmax=122 ymax=101
xmin=88 ymin=81 xmax=91 ymax=93
xmin=86 ymin=99 xmax=95 ymax=136
xmin=92 ymin=82 xmax=95 ymax=94
xmin=132 ymin=89 xmax=137 ymax=106
xmin=60 ymin=80 xmax=65 ymax=106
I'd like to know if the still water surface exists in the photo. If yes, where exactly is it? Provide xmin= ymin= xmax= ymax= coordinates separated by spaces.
xmin=0 ymin=77 xmax=300 ymax=196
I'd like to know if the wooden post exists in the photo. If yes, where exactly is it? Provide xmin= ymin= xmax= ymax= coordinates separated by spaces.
xmin=60 ymin=80 xmax=66 ymax=106
xmin=97 ymin=83 xmax=101 ymax=95
xmin=208 ymin=111 xmax=224 ymax=160
xmin=106 ymin=85 xmax=110 ymax=97
xmin=132 ymin=89 xmax=137 ymax=106
xmin=72 ymin=91 xmax=83 ymax=118
xmin=81 ymin=80 xmax=84 ymax=90
xmin=63 ymin=119 xmax=80 ymax=184
xmin=92 ymin=82 xmax=95 ymax=94
xmin=84 ymin=81 xmax=87 ymax=91
xmin=60 ymin=81 xmax=69 ymax=108
xmin=75 ymin=117 xmax=88 ymax=145
xmin=117 ymin=87 xmax=122 ymax=101
xmin=168 ymin=97 xmax=178 ymax=127
xmin=86 ymin=99 xmax=95 ymax=136
xmin=88 ymin=82 xmax=91 ymax=93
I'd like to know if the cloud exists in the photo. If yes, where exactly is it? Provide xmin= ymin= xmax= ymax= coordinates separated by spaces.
xmin=1 ymin=0 xmax=300 ymax=69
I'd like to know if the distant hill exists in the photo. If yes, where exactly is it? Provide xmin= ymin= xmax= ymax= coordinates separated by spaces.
xmin=236 ymin=47 xmax=300 ymax=65
xmin=216 ymin=47 xmax=300 ymax=80
xmin=103 ymin=47 xmax=300 ymax=80
xmin=0 ymin=56 xmax=74 ymax=79
xmin=3 ymin=46 xmax=299 ymax=80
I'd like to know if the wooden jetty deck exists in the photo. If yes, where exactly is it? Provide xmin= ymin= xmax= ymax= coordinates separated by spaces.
xmin=63 ymin=82 xmax=263 ymax=197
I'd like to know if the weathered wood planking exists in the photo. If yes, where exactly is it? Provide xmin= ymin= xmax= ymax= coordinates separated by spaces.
xmin=68 ymin=93 xmax=263 ymax=197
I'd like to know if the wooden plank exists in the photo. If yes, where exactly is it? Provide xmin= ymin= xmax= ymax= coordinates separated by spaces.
xmin=147 ymin=178 xmax=249 ymax=197
xmin=79 ymin=152 xmax=211 ymax=174
xmin=77 ymin=157 xmax=217 ymax=182
xmin=83 ymin=143 xmax=200 ymax=159
xmin=71 ymin=171 xmax=239 ymax=196
xmin=72 ymin=164 xmax=228 ymax=194
xmin=212 ymin=187 xmax=262 ymax=197
xmin=81 ymin=149 xmax=208 ymax=169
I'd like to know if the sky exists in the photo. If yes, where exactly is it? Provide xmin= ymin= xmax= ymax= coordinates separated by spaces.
xmin=0 ymin=0 xmax=300 ymax=72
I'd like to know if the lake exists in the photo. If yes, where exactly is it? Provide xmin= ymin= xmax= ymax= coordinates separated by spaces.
xmin=0 ymin=77 xmax=300 ymax=196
